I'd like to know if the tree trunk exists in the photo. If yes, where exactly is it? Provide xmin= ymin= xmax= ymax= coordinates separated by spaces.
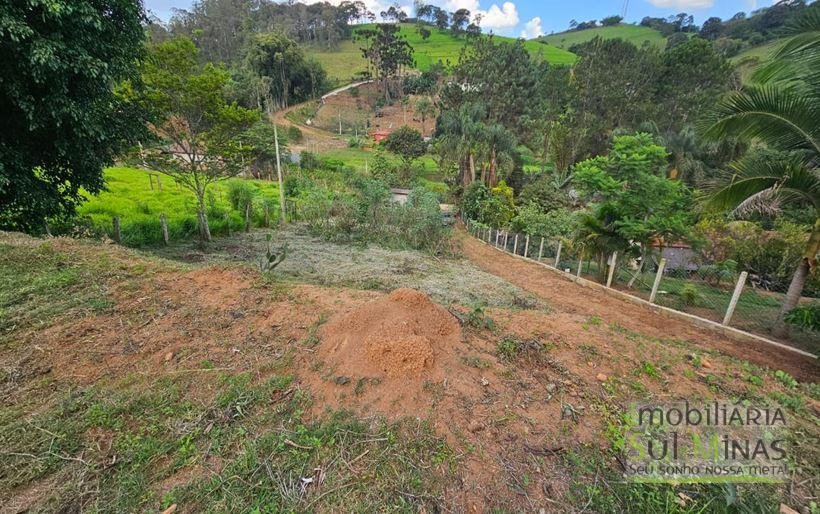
xmin=773 ymin=257 xmax=809 ymax=337
xmin=196 ymin=192 xmax=211 ymax=242
xmin=469 ymin=153 xmax=476 ymax=183
xmin=488 ymin=150 xmax=498 ymax=187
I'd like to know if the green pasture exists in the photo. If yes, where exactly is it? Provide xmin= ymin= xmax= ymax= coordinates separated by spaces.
xmin=539 ymin=24 xmax=666 ymax=50
xmin=77 ymin=167 xmax=282 ymax=247
xmin=307 ymin=23 xmax=576 ymax=84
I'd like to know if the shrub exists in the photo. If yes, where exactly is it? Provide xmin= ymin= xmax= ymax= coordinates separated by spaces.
xmin=287 ymin=125 xmax=303 ymax=143
xmin=300 ymin=151 xmax=320 ymax=171
xmin=227 ymin=181 xmax=256 ymax=211
xmin=784 ymin=304 xmax=820 ymax=332
xmin=679 ymin=284 xmax=700 ymax=307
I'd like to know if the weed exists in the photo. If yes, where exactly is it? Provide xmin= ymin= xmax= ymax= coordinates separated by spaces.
xmin=774 ymin=370 xmax=798 ymax=389
xmin=461 ymin=355 xmax=491 ymax=369
xmin=464 ymin=304 xmax=495 ymax=331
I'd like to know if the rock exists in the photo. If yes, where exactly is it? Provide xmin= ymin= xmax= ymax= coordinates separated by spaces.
xmin=545 ymin=382 xmax=557 ymax=393
xmin=596 ymin=373 xmax=608 ymax=382
xmin=164 ymin=352 xmax=174 ymax=363
xmin=161 ymin=505 xmax=177 ymax=514
xmin=334 ymin=376 xmax=351 ymax=385
xmin=701 ymin=358 xmax=712 ymax=369
xmin=779 ymin=504 xmax=799 ymax=514
xmin=467 ymin=420 xmax=485 ymax=433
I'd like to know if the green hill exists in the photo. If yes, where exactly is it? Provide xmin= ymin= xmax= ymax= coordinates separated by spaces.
xmin=539 ymin=24 xmax=666 ymax=50
xmin=732 ymin=38 xmax=785 ymax=82
xmin=308 ymin=23 xmax=576 ymax=84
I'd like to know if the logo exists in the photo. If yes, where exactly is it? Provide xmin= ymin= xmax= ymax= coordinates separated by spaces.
xmin=623 ymin=401 xmax=788 ymax=483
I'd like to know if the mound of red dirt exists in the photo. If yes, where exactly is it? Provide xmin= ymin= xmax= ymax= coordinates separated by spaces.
xmin=318 ymin=288 xmax=461 ymax=378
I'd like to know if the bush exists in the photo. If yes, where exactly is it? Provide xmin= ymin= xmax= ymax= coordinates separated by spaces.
xmin=784 ymin=304 xmax=820 ymax=332
xmin=510 ymin=204 xmax=577 ymax=239
xmin=300 ymin=151 xmax=320 ymax=171
xmin=227 ymin=181 xmax=256 ymax=211
xmin=287 ymin=125 xmax=303 ymax=143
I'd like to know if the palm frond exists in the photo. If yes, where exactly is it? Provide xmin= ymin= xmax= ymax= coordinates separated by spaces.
xmin=733 ymin=187 xmax=780 ymax=217
xmin=702 ymin=86 xmax=820 ymax=156
xmin=705 ymin=155 xmax=819 ymax=215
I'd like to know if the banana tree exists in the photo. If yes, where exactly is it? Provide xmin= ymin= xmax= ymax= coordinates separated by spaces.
xmin=703 ymin=6 xmax=820 ymax=336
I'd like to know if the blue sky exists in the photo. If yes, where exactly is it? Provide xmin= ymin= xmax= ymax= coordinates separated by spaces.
xmin=145 ymin=0 xmax=776 ymax=38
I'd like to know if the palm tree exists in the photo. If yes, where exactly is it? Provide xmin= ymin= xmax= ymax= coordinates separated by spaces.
xmin=702 ymin=5 xmax=820 ymax=336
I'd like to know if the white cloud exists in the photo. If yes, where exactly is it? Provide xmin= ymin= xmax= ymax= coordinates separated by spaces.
xmin=645 ymin=0 xmax=714 ymax=9
xmin=435 ymin=0 xmax=519 ymax=31
xmin=520 ymin=16 xmax=542 ymax=39
xmin=479 ymin=2 xmax=519 ymax=29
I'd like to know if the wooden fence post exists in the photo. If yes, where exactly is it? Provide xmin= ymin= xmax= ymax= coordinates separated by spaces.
xmin=503 ymin=232 xmax=508 ymax=250
xmin=576 ymin=258 xmax=583 ymax=277
xmin=156 ymin=175 xmax=162 ymax=192
xmin=495 ymin=230 xmax=500 ymax=247
xmin=487 ymin=228 xmax=491 ymax=243
xmin=264 ymin=205 xmax=270 ymax=227
xmin=723 ymin=271 xmax=748 ymax=326
xmin=148 ymin=174 xmax=154 ymax=191
xmin=225 ymin=212 xmax=231 ymax=236
xmin=554 ymin=241 xmax=562 ymax=268
xmin=513 ymin=234 xmax=519 ymax=255
xmin=244 ymin=203 xmax=251 ymax=232
xmin=524 ymin=235 xmax=530 ymax=258
xmin=606 ymin=251 xmax=618 ymax=288
xmin=112 ymin=216 xmax=121 ymax=243
xmin=649 ymin=258 xmax=667 ymax=304
xmin=160 ymin=213 xmax=169 ymax=245
xmin=538 ymin=237 xmax=544 ymax=261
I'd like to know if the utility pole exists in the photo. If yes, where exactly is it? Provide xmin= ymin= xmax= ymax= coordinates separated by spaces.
xmin=273 ymin=123 xmax=287 ymax=224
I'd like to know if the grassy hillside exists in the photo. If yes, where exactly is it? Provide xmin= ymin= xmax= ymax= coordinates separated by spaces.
xmin=732 ymin=38 xmax=785 ymax=82
xmin=539 ymin=24 xmax=666 ymax=50
xmin=308 ymin=23 xmax=576 ymax=84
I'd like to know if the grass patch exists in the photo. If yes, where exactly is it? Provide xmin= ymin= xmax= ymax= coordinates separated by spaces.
xmin=307 ymin=23 xmax=576 ymax=83
xmin=76 ymin=167 xmax=282 ymax=247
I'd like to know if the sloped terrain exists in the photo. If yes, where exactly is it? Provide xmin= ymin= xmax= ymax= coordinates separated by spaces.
xmin=1 ymin=231 xmax=818 ymax=512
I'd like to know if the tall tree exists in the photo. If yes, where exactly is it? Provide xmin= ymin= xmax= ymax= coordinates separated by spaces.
xmin=703 ymin=6 xmax=820 ymax=335
xmin=356 ymin=24 xmax=414 ymax=101
xmin=245 ymin=32 xmax=326 ymax=110
xmin=0 ymin=0 xmax=145 ymax=233
xmin=451 ymin=9 xmax=471 ymax=34
xmin=136 ymin=38 xmax=257 ymax=241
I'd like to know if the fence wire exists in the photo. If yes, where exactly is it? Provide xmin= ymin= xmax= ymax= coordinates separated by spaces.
xmin=464 ymin=219 xmax=818 ymax=353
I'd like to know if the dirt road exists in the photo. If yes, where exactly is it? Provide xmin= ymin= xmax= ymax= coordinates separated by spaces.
xmin=460 ymin=231 xmax=819 ymax=381
xmin=272 ymin=81 xmax=373 ymax=153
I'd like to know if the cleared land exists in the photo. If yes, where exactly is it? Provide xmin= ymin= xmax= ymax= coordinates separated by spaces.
xmin=307 ymin=23 xmax=577 ymax=84
xmin=1 ymin=228 xmax=817 ymax=511
xmin=539 ymin=24 xmax=666 ymax=50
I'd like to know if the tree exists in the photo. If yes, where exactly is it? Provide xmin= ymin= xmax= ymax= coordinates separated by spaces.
xmin=451 ymin=9 xmax=470 ymax=34
xmin=700 ymin=16 xmax=724 ymax=40
xmin=137 ymin=38 xmax=257 ymax=241
xmin=434 ymin=7 xmax=450 ymax=30
xmin=574 ymin=133 xmax=691 ymax=284
xmin=237 ymin=120 xmax=289 ymax=179
xmin=0 ymin=0 xmax=145 ymax=233
xmin=702 ymin=5 xmax=820 ymax=335
xmin=357 ymin=24 xmax=414 ymax=101
xmin=415 ymin=96 xmax=435 ymax=135
xmin=601 ymin=15 xmax=623 ymax=27
xmin=245 ymin=32 xmax=326 ymax=110
xmin=383 ymin=126 xmax=426 ymax=182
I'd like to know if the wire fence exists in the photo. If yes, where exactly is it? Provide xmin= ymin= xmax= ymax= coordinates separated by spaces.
xmin=465 ymin=219 xmax=819 ymax=354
